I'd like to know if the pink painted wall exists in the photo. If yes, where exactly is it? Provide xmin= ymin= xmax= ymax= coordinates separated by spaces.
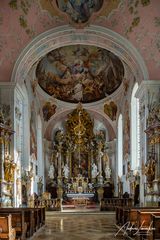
xmin=0 ymin=0 xmax=160 ymax=82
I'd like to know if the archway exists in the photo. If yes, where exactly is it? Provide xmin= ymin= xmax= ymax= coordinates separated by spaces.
xmin=10 ymin=25 xmax=149 ymax=208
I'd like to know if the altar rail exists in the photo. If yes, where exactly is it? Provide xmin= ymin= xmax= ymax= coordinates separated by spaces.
xmin=34 ymin=199 xmax=61 ymax=211
xmin=100 ymin=198 xmax=133 ymax=211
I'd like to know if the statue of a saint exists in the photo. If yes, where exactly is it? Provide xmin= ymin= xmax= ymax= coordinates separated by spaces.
xmin=63 ymin=164 xmax=69 ymax=178
xmin=105 ymin=165 xmax=112 ymax=179
xmin=4 ymin=156 xmax=11 ymax=182
xmin=103 ymin=151 xmax=109 ymax=163
xmin=145 ymin=156 xmax=155 ymax=182
xmin=91 ymin=163 xmax=98 ymax=178
xmin=4 ymin=156 xmax=16 ymax=182
xmin=48 ymin=163 xmax=55 ymax=179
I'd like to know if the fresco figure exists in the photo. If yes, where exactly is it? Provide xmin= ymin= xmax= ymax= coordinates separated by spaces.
xmin=56 ymin=0 xmax=104 ymax=23
xmin=104 ymin=101 xmax=117 ymax=121
xmin=42 ymin=102 xmax=56 ymax=121
xmin=36 ymin=45 xmax=124 ymax=103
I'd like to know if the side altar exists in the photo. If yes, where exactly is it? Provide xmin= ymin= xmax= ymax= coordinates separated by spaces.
xmin=46 ymin=104 xmax=113 ymax=204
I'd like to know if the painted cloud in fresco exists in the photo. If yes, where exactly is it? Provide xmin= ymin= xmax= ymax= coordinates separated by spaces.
xmin=56 ymin=0 xmax=104 ymax=23
xmin=36 ymin=45 xmax=124 ymax=104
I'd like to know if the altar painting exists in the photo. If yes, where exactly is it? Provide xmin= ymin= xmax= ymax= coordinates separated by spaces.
xmin=71 ymin=151 xmax=89 ymax=178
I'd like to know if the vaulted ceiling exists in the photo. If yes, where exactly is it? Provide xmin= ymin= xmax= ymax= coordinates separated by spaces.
xmin=0 ymin=0 xmax=160 ymax=83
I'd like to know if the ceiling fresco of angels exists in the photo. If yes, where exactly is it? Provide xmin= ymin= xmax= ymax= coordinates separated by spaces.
xmin=36 ymin=45 xmax=124 ymax=104
xmin=56 ymin=0 xmax=104 ymax=23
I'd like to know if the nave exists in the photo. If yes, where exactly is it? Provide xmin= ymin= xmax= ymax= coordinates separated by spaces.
xmin=30 ymin=212 xmax=123 ymax=240
xmin=1 ymin=2 xmax=160 ymax=240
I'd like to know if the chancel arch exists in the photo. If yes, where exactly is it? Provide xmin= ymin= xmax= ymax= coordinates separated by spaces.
xmin=43 ymin=104 xmax=117 ymax=198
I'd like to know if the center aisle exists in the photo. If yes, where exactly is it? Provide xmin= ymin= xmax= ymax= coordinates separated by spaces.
xmin=30 ymin=212 xmax=125 ymax=240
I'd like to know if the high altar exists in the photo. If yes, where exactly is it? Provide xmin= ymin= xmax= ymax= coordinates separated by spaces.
xmin=47 ymin=104 xmax=112 ymax=201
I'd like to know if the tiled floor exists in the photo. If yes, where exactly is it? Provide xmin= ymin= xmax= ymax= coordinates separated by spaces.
xmin=30 ymin=211 xmax=125 ymax=240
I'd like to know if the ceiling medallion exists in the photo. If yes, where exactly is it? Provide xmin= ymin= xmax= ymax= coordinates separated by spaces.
xmin=36 ymin=45 xmax=124 ymax=104
xmin=55 ymin=0 xmax=104 ymax=25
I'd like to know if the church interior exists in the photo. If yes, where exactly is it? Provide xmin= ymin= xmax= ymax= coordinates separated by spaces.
xmin=0 ymin=0 xmax=160 ymax=239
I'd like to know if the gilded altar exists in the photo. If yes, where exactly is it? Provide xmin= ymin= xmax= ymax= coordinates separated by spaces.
xmin=0 ymin=109 xmax=15 ymax=207
xmin=144 ymin=92 xmax=160 ymax=206
xmin=46 ymin=104 xmax=113 ymax=200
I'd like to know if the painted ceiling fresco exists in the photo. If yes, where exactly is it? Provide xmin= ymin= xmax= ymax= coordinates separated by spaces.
xmin=0 ymin=0 xmax=160 ymax=83
xmin=56 ymin=0 xmax=104 ymax=23
xmin=36 ymin=45 xmax=124 ymax=103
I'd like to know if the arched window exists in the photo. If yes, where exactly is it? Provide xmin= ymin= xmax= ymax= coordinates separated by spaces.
xmin=131 ymin=83 xmax=140 ymax=171
xmin=118 ymin=114 xmax=123 ymax=177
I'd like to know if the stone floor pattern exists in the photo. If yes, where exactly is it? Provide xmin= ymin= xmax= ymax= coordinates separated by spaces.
xmin=30 ymin=212 xmax=125 ymax=240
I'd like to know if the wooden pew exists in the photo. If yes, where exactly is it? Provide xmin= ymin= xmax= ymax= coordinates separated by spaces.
xmin=0 ymin=215 xmax=16 ymax=240
xmin=22 ymin=207 xmax=45 ymax=236
xmin=24 ymin=209 xmax=34 ymax=237
xmin=152 ymin=214 xmax=160 ymax=240
xmin=116 ymin=206 xmax=160 ymax=227
xmin=37 ymin=207 xmax=45 ymax=227
xmin=0 ymin=207 xmax=45 ymax=239
xmin=115 ymin=207 xmax=160 ymax=239
xmin=0 ymin=210 xmax=27 ymax=240
xmin=136 ymin=211 xmax=160 ymax=239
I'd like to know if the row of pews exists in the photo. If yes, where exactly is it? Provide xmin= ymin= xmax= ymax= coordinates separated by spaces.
xmin=0 ymin=207 xmax=45 ymax=240
xmin=116 ymin=206 xmax=160 ymax=239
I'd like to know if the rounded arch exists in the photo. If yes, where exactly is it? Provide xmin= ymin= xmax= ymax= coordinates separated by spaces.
xmin=11 ymin=25 xmax=149 ymax=86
